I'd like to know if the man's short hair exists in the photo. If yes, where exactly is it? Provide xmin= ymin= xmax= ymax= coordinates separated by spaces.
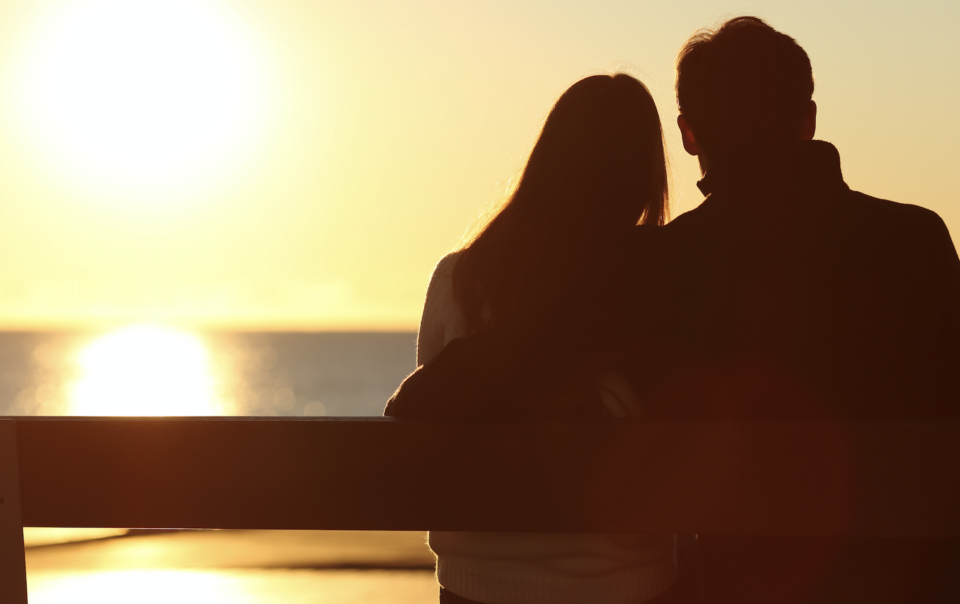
xmin=676 ymin=17 xmax=814 ymax=156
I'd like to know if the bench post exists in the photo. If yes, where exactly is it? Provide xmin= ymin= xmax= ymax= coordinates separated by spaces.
xmin=0 ymin=420 xmax=28 ymax=604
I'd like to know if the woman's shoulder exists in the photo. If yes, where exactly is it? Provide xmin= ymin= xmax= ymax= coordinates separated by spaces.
xmin=423 ymin=250 xmax=463 ymax=304
xmin=418 ymin=250 xmax=470 ymax=366
xmin=427 ymin=250 xmax=460 ymax=305
xmin=423 ymin=250 xmax=466 ymax=303
xmin=432 ymin=249 xmax=463 ymax=278
xmin=424 ymin=250 xmax=464 ymax=306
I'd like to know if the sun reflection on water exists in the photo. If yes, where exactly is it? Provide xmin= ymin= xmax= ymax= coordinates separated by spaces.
xmin=68 ymin=324 xmax=224 ymax=416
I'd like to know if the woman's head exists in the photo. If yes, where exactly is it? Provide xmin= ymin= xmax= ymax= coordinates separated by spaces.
xmin=455 ymin=73 xmax=668 ymax=332
xmin=517 ymin=73 xmax=668 ymax=231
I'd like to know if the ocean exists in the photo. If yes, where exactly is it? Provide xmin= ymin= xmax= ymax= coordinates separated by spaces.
xmin=0 ymin=329 xmax=418 ymax=418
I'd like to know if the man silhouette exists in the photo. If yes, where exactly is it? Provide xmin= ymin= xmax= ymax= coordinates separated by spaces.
xmin=648 ymin=17 xmax=960 ymax=603
xmin=388 ymin=16 xmax=960 ymax=603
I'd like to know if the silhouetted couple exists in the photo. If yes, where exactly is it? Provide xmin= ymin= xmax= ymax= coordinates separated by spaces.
xmin=386 ymin=16 xmax=960 ymax=604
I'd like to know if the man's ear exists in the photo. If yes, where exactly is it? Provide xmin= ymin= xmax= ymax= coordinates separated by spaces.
xmin=799 ymin=100 xmax=817 ymax=141
xmin=677 ymin=115 xmax=700 ymax=156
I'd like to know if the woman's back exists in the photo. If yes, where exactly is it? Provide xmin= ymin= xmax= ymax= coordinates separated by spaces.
xmin=418 ymin=251 xmax=677 ymax=604
xmin=390 ymin=73 xmax=686 ymax=603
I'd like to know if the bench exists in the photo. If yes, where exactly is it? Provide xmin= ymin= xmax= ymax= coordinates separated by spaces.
xmin=2 ymin=416 xmax=959 ymax=603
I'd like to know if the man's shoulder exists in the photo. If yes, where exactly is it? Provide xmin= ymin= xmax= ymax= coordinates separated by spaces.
xmin=845 ymin=189 xmax=946 ymax=227
xmin=838 ymin=190 xmax=950 ymax=250
xmin=844 ymin=189 xmax=939 ymax=220
xmin=664 ymin=185 xmax=947 ymax=237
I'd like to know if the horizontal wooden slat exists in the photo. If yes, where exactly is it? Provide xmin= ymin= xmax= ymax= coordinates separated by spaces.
xmin=12 ymin=417 xmax=960 ymax=537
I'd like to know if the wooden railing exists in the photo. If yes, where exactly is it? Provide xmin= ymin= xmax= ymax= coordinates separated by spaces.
xmin=2 ymin=416 xmax=959 ymax=603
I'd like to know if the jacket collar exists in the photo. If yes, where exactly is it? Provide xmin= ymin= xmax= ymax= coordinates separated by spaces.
xmin=697 ymin=140 xmax=848 ymax=198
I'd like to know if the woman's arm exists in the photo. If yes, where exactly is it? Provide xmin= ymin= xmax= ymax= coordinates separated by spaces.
xmin=386 ymin=253 xmax=468 ymax=418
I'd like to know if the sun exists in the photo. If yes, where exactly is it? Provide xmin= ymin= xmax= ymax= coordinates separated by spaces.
xmin=11 ymin=0 xmax=272 ymax=201
xmin=69 ymin=324 xmax=224 ymax=416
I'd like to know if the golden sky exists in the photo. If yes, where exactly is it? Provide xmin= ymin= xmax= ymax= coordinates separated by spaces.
xmin=0 ymin=0 xmax=956 ymax=331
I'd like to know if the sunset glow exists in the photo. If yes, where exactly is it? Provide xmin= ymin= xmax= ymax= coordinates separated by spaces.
xmin=69 ymin=325 xmax=223 ymax=416
xmin=0 ymin=1 xmax=952 ymax=330
xmin=11 ymin=0 xmax=272 ymax=201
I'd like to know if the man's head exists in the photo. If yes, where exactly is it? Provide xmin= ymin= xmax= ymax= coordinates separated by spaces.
xmin=676 ymin=17 xmax=816 ymax=167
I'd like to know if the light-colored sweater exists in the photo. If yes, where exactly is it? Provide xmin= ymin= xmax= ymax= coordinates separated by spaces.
xmin=418 ymin=251 xmax=678 ymax=604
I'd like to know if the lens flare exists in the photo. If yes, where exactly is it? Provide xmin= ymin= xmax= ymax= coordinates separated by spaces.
xmin=69 ymin=325 xmax=223 ymax=416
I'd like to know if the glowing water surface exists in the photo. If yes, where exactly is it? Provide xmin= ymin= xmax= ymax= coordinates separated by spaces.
xmin=69 ymin=324 xmax=223 ymax=416
xmin=3 ymin=326 xmax=415 ymax=418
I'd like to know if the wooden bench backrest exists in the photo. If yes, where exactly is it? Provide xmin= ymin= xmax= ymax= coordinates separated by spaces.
xmin=3 ymin=416 xmax=959 ymax=603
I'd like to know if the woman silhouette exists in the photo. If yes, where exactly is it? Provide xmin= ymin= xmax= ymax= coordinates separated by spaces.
xmin=409 ymin=74 xmax=695 ymax=604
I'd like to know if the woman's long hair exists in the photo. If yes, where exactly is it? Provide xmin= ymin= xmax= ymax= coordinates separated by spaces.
xmin=453 ymin=74 xmax=669 ymax=334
